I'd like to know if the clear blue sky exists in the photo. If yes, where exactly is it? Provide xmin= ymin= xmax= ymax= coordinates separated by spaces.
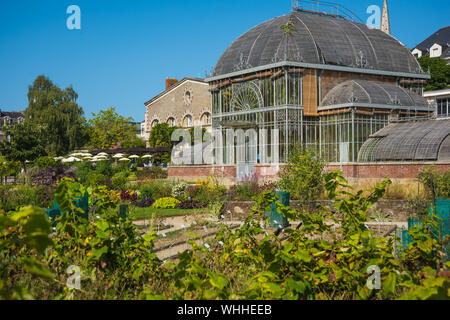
xmin=0 ymin=0 xmax=448 ymax=121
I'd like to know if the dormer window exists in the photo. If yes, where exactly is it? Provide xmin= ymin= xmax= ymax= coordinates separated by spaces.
xmin=430 ymin=44 xmax=442 ymax=58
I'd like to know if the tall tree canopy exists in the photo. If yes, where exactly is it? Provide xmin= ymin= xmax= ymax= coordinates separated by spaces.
xmin=149 ymin=123 xmax=180 ymax=149
xmin=88 ymin=107 xmax=138 ymax=150
xmin=25 ymin=75 xmax=88 ymax=155
xmin=0 ymin=122 xmax=46 ymax=170
xmin=418 ymin=56 xmax=450 ymax=91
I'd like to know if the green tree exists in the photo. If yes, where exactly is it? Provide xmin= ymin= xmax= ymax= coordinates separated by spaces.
xmin=417 ymin=56 xmax=450 ymax=91
xmin=278 ymin=146 xmax=327 ymax=204
xmin=0 ymin=122 xmax=46 ymax=171
xmin=119 ymin=135 xmax=147 ymax=149
xmin=149 ymin=123 xmax=180 ymax=149
xmin=25 ymin=75 xmax=88 ymax=156
xmin=88 ymin=107 xmax=138 ymax=149
xmin=0 ymin=156 xmax=21 ymax=184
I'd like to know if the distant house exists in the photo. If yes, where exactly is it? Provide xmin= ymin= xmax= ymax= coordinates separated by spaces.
xmin=144 ymin=77 xmax=212 ymax=142
xmin=424 ymin=88 xmax=450 ymax=118
xmin=412 ymin=26 xmax=450 ymax=63
xmin=128 ymin=121 xmax=146 ymax=140
xmin=0 ymin=110 xmax=24 ymax=141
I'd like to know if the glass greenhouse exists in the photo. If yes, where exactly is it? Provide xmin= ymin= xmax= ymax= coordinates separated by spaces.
xmin=207 ymin=10 xmax=433 ymax=165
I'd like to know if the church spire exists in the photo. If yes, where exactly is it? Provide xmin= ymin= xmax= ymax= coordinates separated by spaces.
xmin=381 ymin=0 xmax=391 ymax=35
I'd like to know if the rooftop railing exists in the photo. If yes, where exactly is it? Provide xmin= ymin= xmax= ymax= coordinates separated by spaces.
xmin=292 ymin=0 xmax=364 ymax=23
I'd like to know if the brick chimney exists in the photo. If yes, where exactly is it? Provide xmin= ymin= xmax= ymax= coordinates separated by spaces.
xmin=166 ymin=77 xmax=178 ymax=90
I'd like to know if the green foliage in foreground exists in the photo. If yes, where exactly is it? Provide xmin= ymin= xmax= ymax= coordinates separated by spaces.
xmin=0 ymin=172 xmax=449 ymax=300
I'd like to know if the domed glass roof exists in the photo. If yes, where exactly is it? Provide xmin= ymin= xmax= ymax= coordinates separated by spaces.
xmin=321 ymin=79 xmax=429 ymax=109
xmin=213 ymin=12 xmax=424 ymax=77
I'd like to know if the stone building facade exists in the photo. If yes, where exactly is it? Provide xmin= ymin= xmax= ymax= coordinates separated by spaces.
xmin=143 ymin=77 xmax=212 ymax=142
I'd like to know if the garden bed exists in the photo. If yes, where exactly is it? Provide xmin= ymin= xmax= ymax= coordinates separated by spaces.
xmin=223 ymin=200 xmax=423 ymax=222
xmin=128 ymin=207 xmax=209 ymax=221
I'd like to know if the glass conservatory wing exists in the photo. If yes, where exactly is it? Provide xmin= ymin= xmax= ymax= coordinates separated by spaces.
xmin=358 ymin=119 xmax=450 ymax=162
xmin=321 ymin=79 xmax=430 ymax=110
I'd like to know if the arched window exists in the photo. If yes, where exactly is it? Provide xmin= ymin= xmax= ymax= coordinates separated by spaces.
xmin=201 ymin=112 xmax=211 ymax=125
xmin=183 ymin=115 xmax=193 ymax=128
xmin=167 ymin=117 xmax=175 ymax=127
xmin=151 ymin=119 xmax=159 ymax=128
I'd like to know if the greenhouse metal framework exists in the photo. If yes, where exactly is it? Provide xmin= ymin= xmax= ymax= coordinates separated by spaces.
xmin=206 ymin=7 xmax=433 ymax=164
xmin=358 ymin=118 xmax=450 ymax=162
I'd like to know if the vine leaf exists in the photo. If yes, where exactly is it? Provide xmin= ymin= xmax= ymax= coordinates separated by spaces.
xmin=280 ymin=18 xmax=297 ymax=34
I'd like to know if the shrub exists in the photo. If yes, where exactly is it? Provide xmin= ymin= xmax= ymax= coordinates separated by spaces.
xmin=127 ymin=173 xmax=138 ymax=182
xmin=137 ymin=167 xmax=168 ymax=180
xmin=0 ymin=186 xmax=55 ymax=212
xmin=94 ymin=161 xmax=114 ymax=178
xmin=0 ymin=157 xmax=21 ymax=178
xmin=73 ymin=162 xmax=94 ymax=183
xmin=31 ymin=166 xmax=76 ymax=186
xmin=133 ymin=198 xmax=155 ymax=208
xmin=226 ymin=181 xmax=278 ymax=201
xmin=0 ymin=186 xmax=39 ymax=212
xmin=186 ymin=185 xmax=201 ymax=199
xmin=86 ymin=173 xmax=109 ymax=186
xmin=111 ymin=171 xmax=129 ymax=190
xmin=419 ymin=167 xmax=450 ymax=201
xmin=138 ymin=180 xmax=173 ymax=200
xmin=190 ymin=176 xmax=227 ymax=204
xmin=120 ymin=189 xmax=138 ymax=203
xmin=152 ymin=197 xmax=180 ymax=209
xmin=35 ymin=156 xmax=58 ymax=170
xmin=172 ymin=182 xmax=189 ymax=201
xmin=176 ymin=200 xmax=208 ymax=209
xmin=278 ymin=146 xmax=327 ymax=204
xmin=74 ymin=161 xmax=116 ymax=184
xmin=226 ymin=173 xmax=262 ymax=201
xmin=34 ymin=185 xmax=55 ymax=208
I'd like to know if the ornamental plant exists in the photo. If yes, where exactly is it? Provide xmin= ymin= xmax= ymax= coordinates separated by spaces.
xmin=171 ymin=182 xmax=189 ymax=201
xmin=176 ymin=200 xmax=208 ymax=210
xmin=192 ymin=176 xmax=227 ymax=204
xmin=152 ymin=197 xmax=181 ymax=209
xmin=278 ymin=145 xmax=327 ymax=204
xmin=133 ymin=198 xmax=155 ymax=208
xmin=120 ymin=189 xmax=138 ymax=203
